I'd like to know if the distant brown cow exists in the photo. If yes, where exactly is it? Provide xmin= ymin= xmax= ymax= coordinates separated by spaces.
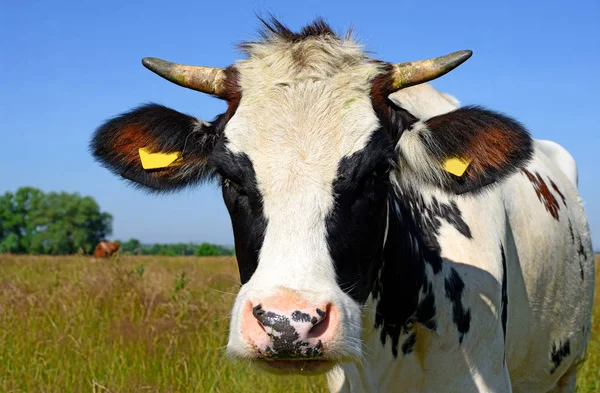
xmin=93 ymin=241 xmax=120 ymax=258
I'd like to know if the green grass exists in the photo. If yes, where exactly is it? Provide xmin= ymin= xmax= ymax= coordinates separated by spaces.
xmin=0 ymin=254 xmax=597 ymax=392
xmin=576 ymin=255 xmax=600 ymax=393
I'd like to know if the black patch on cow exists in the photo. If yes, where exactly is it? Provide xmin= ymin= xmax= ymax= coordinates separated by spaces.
xmin=420 ymin=106 xmax=534 ymax=195
xmin=415 ymin=277 xmax=437 ymax=331
xmin=211 ymin=148 xmax=267 ymax=284
xmin=252 ymin=306 xmax=323 ymax=358
xmin=401 ymin=333 xmax=417 ymax=355
xmin=372 ymin=192 xmax=452 ymax=357
xmin=567 ymin=217 xmax=587 ymax=281
xmin=550 ymin=340 xmax=571 ymax=374
xmin=500 ymin=245 xmax=508 ymax=363
xmin=577 ymin=237 xmax=587 ymax=261
xmin=444 ymin=268 xmax=471 ymax=344
xmin=430 ymin=196 xmax=472 ymax=241
xmin=371 ymin=186 xmax=475 ymax=358
xmin=326 ymin=132 xmax=396 ymax=304
xmin=568 ymin=221 xmax=589 ymax=282
xmin=568 ymin=218 xmax=574 ymax=244
xmin=400 ymin=192 xmax=471 ymax=274
xmin=372 ymin=196 xmax=427 ymax=358
xmin=576 ymin=233 xmax=587 ymax=282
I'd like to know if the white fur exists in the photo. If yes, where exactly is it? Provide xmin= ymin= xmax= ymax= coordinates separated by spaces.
xmin=535 ymin=140 xmax=578 ymax=187
xmin=389 ymin=84 xmax=459 ymax=119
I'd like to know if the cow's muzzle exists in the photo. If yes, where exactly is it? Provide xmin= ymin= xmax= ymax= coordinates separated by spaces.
xmin=252 ymin=304 xmax=328 ymax=358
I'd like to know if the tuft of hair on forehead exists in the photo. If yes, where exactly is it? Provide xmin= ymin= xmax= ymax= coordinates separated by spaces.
xmin=238 ymin=16 xmax=361 ymax=57
xmin=256 ymin=16 xmax=340 ymax=43
xmin=235 ymin=16 xmax=383 ymax=91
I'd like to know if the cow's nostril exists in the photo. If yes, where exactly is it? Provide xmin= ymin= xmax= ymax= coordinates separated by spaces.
xmin=307 ymin=304 xmax=331 ymax=339
xmin=316 ymin=308 xmax=326 ymax=318
xmin=252 ymin=304 xmax=265 ymax=318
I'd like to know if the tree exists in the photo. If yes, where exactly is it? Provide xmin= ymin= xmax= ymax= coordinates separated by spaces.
xmin=0 ymin=187 xmax=112 ymax=255
xmin=119 ymin=238 xmax=141 ymax=254
xmin=0 ymin=188 xmax=45 ymax=253
xmin=195 ymin=242 xmax=221 ymax=256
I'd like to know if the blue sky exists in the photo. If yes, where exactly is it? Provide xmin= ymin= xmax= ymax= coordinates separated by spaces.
xmin=1 ymin=0 xmax=599 ymax=247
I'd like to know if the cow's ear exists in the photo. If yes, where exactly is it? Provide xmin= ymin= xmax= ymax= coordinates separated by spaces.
xmin=397 ymin=106 xmax=533 ymax=194
xmin=91 ymin=103 xmax=221 ymax=192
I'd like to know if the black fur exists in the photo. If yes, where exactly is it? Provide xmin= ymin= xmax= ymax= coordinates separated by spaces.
xmin=415 ymin=277 xmax=437 ymax=331
xmin=372 ymin=186 xmax=476 ymax=357
xmin=575 ymin=229 xmax=587 ymax=282
xmin=326 ymin=132 xmax=396 ymax=304
xmin=500 ymin=245 xmax=508 ymax=363
xmin=211 ymin=147 xmax=267 ymax=284
xmin=401 ymin=333 xmax=417 ymax=355
xmin=568 ymin=218 xmax=574 ymax=244
xmin=550 ymin=340 xmax=571 ymax=374
xmin=253 ymin=16 xmax=337 ymax=44
xmin=400 ymin=192 xmax=472 ymax=275
xmin=372 ymin=195 xmax=427 ymax=358
xmin=90 ymin=103 xmax=222 ymax=192
xmin=374 ymin=95 xmax=419 ymax=145
xmin=444 ymin=268 xmax=471 ymax=344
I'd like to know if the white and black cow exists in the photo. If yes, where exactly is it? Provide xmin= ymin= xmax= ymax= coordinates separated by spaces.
xmin=91 ymin=19 xmax=595 ymax=393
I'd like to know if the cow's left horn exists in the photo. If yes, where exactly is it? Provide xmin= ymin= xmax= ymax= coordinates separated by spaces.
xmin=142 ymin=57 xmax=227 ymax=98
xmin=391 ymin=50 xmax=472 ymax=90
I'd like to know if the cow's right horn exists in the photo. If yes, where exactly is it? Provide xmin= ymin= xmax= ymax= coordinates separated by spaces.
xmin=142 ymin=57 xmax=227 ymax=98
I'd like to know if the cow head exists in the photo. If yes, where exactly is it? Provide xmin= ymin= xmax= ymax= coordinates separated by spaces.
xmin=91 ymin=18 xmax=531 ymax=374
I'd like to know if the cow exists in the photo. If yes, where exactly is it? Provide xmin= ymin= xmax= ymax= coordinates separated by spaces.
xmin=90 ymin=18 xmax=594 ymax=393
xmin=92 ymin=241 xmax=120 ymax=258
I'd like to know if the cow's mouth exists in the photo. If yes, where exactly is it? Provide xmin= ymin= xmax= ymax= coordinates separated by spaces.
xmin=255 ymin=359 xmax=335 ymax=375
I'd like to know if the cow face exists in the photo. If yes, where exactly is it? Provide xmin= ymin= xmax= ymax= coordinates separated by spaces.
xmin=216 ymin=36 xmax=401 ymax=371
xmin=91 ymin=19 xmax=483 ymax=373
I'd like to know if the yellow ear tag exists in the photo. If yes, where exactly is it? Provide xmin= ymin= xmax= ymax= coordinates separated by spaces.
xmin=442 ymin=156 xmax=472 ymax=177
xmin=138 ymin=148 xmax=181 ymax=170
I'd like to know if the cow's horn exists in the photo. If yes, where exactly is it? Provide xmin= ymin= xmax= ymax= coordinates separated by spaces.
xmin=391 ymin=50 xmax=472 ymax=90
xmin=142 ymin=57 xmax=227 ymax=98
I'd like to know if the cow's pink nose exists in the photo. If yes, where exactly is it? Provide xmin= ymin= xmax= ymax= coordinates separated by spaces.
xmin=241 ymin=296 xmax=337 ymax=359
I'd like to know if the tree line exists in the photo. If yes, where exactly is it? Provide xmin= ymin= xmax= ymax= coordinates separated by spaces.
xmin=116 ymin=238 xmax=234 ymax=256
xmin=0 ymin=187 xmax=233 ymax=256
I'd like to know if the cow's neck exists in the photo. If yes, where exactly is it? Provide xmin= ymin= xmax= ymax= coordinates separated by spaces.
xmin=367 ymin=185 xmax=469 ymax=357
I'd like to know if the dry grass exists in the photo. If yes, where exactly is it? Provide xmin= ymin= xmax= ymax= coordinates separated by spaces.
xmin=0 ymin=254 xmax=597 ymax=392
xmin=577 ymin=254 xmax=600 ymax=393
xmin=0 ymin=255 xmax=326 ymax=393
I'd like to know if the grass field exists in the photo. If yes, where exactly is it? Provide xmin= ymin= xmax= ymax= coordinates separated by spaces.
xmin=0 ymin=254 xmax=598 ymax=393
